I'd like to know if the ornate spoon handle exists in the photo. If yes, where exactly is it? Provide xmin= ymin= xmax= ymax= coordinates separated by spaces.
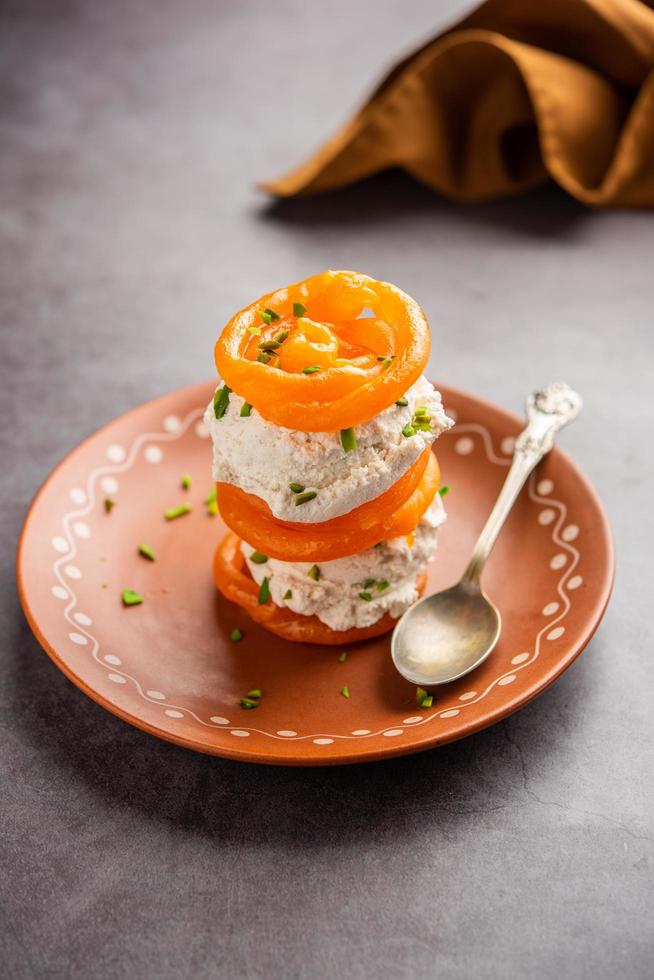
xmin=463 ymin=382 xmax=582 ymax=586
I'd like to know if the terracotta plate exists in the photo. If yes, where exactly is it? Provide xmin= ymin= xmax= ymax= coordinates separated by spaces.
xmin=17 ymin=381 xmax=614 ymax=765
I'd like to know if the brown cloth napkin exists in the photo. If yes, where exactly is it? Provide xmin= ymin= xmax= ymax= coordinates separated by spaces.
xmin=263 ymin=0 xmax=654 ymax=206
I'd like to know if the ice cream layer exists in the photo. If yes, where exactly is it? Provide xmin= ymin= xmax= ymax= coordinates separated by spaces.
xmin=206 ymin=375 xmax=452 ymax=523
xmin=241 ymin=495 xmax=446 ymax=631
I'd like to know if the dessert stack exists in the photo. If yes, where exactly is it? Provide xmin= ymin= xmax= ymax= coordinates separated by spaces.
xmin=207 ymin=270 xmax=453 ymax=644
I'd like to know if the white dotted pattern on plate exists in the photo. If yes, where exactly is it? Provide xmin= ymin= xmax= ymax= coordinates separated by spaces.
xmin=48 ymin=412 xmax=583 ymax=745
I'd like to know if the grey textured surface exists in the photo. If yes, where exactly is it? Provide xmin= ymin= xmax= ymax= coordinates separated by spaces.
xmin=1 ymin=1 xmax=653 ymax=978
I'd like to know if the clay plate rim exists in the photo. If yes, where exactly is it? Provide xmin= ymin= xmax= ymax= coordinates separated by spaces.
xmin=16 ymin=381 xmax=615 ymax=765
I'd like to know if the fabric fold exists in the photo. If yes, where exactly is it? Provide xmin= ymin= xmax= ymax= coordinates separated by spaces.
xmin=263 ymin=0 xmax=654 ymax=206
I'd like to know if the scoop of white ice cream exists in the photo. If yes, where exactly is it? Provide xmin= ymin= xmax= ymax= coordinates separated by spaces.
xmin=206 ymin=375 xmax=452 ymax=523
xmin=241 ymin=495 xmax=446 ymax=631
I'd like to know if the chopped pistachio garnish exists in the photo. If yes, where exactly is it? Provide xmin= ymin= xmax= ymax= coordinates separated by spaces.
xmin=414 ymin=405 xmax=428 ymax=416
xmin=121 ymin=589 xmax=143 ymax=607
xmin=395 ymin=396 xmax=408 ymax=407
xmin=416 ymin=686 xmax=433 ymax=708
xmin=293 ymin=302 xmax=307 ymax=317
xmin=340 ymin=685 xmax=350 ymax=699
xmin=258 ymin=577 xmax=270 ymax=604
xmin=275 ymin=329 xmax=289 ymax=343
xmin=213 ymin=385 xmax=231 ymax=419
xmin=104 ymin=498 xmax=116 ymax=513
xmin=181 ymin=474 xmax=192 ymax=490
xmin=307 ymin=564 xmax=320 ymax=582
xmin=295 ymin=491 xmax=317 ymax=506
xmin=247 ymin=325 xmax=262 ymax=336
xmin=376 ymin=580 xmax=390 ymax=592
xmin=240 ymin=697 xmax=259 ymax=710
xmin=302 ymin=365 xmax=321 ymax=374
xmin=340 ymin=427 xmax=358 ymax=453
xmin=138 ymin=543 xmax=156 ymax=562
xmin=362 ymin=578 xmax=376 ymax=589
xmin=338 ymin=651 xmax=348 ymax=663
xmin=204 ymin=487 xmax=217 ymax=506
xmin=261 ymin=307 xmax=280 ymax=324
xmin=250 ymin=550 xmax=268 ymax=564
xmin=283 ymin=589 xmax=293 ymax=600
xmin=207 ymin=499 xmax=218 ymax=517
xmin=377 ymin=355 xmax=393 ymax=367
xmin=439 ymin=485 xmax=450 ymax=497
xmin=165 ymin=504 xmax=191 ymax=520
xmin=230 ymin=628 xmax=243 ymax=642
xmin=358 ymin=591 xmax=372 ymax=602
xmin=258 ymin=339 xmax=281 ymax=352
xmin=402 ymin=423 xmax=416 ymax=438
xmin=247 ymin=688 xmax=262 ymax=698
xmin=240 ymin=402 xmax=252 ymax=417
xmin=288 ymin=482 xmax=305 ymax=494
xmin=257 ymin=351 xmax=272 ymax=364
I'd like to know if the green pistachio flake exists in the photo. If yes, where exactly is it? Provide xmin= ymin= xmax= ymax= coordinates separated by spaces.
xmin=402 ymin=423 xmax=416 ymax=438
xmin=213 ymin=385 xmax=232 ymax=419
xmin=275 ymin=329 xmax=289 ymax=343
xmin=288 ymin=482 xmax=305 ymax=494
xmin=362 ymin=578 xmax=376 ymax=589
xmin=338 ymin=651 xmax=348 ymax=663
xmin=207 ymin=499 xmax=219 ymax=516
xmin=247 ymin=689 xmax=262 ymax=698
xmin=230 ymin=628 xmax=243 ymax=642
xmin=249 ymin=550 xmax=268 ymax=564
xmin=293 ymin=302 xmax=307 ymax=317
xmin=240 ymin=402 xmax=252 ymax=417
xmin=395 ymin=396 xmax=409 ymax=407
xmin=247 ymin=326 xmax=262 ymax=336
xmin=294 ymin=491 xmax=317 ymax=506
xmin=377 ymin=355 xmax=393 ymax=367
xmin=165 ymin=504 xmax=191 ymax=521
xmin=261 ymin=307 xmax=280 ymax=324
xmin=138 ymin=543 xmax=156 ymax=562
xmin=258 ymin=577 xmax=270 ymax=605
xmin=414 ymin=405 xmax=428 ymax=417
xmin=438 ymin=485 xmax=450 ymax=497
xmin=181 ymin=474 xmax=192 ymax=490
xmin=376 ymin=580 xmax=390 ymax=592
xmin=121 ymin=589 xmax=143 ymax=607
xmin=340 ymin=427 xmax=358 ymax=453
xmin=104 ymin=498 xmax=116 ymax=512
xmin=283 ymin=589 xmax=293 ymax=600
xmin=340 ymin=685 xmax=350 ymax=699
xmin=358 ymin=591 xmax=373 ymax=602
xmin=259 ymin=339 xmax=281 ymax=351
xmin=307 ymin=564 xmax=320 ymax=582
xmin=416 ymin=686 xmax=433 ymax=708
xmin=240 ymin=697 xmax=259 ymax=709
xmin=257 ymin=351 xmax=272 ymax=364
xmin=204 ymin=487 xmax=217 ymax=505
xmin=302 ymin=365 xmax=321 ymax=374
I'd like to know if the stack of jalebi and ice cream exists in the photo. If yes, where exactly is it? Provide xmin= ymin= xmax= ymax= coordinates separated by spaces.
xmin=207 ymin=271 xmax=453 ymax=644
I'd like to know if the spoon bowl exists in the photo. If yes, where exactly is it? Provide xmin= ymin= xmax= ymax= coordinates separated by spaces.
xmin=391 ymin=582 xmax=501 ymax=686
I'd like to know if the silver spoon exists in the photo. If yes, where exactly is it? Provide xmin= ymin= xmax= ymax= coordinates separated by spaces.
xmin=391 ymin=382 xmax=582 ymax=687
